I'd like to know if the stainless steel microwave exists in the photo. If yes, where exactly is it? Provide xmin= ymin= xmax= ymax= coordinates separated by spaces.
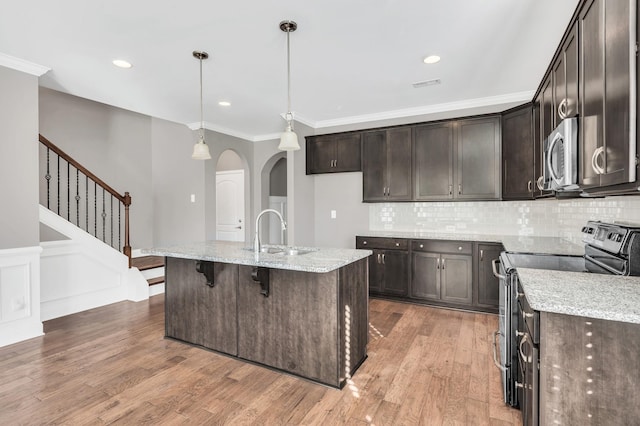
xmin=541 ymin=117 xmax=579 ymax=191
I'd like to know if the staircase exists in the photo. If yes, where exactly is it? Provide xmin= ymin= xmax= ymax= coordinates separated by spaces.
xmin=38 ymin=135 xmax=149 ymax=321
xmin=131 ymin=254 xmax=165 ymax=296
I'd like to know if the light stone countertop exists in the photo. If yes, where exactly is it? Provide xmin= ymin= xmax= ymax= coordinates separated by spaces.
xmin=142 ymin=241 xmax=372 ymax=273
xmin=517 ymin=267 xmax=640 ymax=324
xmin=360 ymin=231 xmax=585 ymax=256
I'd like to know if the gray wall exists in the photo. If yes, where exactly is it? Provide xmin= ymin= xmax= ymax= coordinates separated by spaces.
xmin=313 ymin=172 xmax=369 ymax=249
xmin=217 ymin=149 xmax=244 ymax=171
xmin=151 ymin=118 xmax=205 ymax=246
xmin=290 ymin=122 xmax=316 ymax=246
xmin=39 ymin=88 xmax=154 ymax=248
xmin=269 ymin=158 xmax=287 ymax=196
xmin=0 ymin=66 xmax=40 ymax=249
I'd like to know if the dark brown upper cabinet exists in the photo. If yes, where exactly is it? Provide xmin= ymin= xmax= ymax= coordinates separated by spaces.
xmin=578 ymin=0 xmax=637 ymax=192
xmin=502 ymin=104 xmax=535 ymax=200
xmin=305 ymin=133 xmax=362 ymax=174
xmin=362 ymin=127 xmax=412 ymax=202
xmin=413 ymin=116 xmax=501 ymax=201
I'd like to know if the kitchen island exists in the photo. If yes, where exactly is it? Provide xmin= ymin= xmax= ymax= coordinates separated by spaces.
xmin=143 ymin=241 xmax=371 ymax=388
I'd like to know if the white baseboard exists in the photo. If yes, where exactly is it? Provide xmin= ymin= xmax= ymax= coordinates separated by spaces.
xmin=0 ymin=246 xmax=44 ymax=348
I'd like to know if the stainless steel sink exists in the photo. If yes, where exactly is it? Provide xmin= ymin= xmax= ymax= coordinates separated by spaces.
xmin=244 ymin=246 xmax=316 ymax=256
xmin=243 ymin=246 xmax=284 ymax=254
xmin=280 ymin=248 xmax=313 ymax=256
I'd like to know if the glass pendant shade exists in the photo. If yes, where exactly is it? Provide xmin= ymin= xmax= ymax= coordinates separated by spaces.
xmin=192 ymin=134 xmax=211 ymax=160
xmin=278 ymin=123 xmax=300 ymax=151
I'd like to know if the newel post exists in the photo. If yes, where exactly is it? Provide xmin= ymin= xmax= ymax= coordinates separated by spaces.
xmin=123 ymin=191 xmax=132 ymax=268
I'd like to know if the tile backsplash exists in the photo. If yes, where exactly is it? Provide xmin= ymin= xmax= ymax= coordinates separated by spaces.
xmin=370 ymin=195 xmax=640 ymax=243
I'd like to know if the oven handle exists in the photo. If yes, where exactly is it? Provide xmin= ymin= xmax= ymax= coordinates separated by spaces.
xmin=491 ymin=259 xmax=506 ymax=280
xmin=585 ymin=253 xmax=621 ymax=275
xmin=492 ymin=330 xmax=507 ymax=372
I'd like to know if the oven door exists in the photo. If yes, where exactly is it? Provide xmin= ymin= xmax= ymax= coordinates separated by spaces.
xmin=492 ymin=255 xmax=517 ymax=407
xmin=543 ymin=117 xmax=578 ymax=191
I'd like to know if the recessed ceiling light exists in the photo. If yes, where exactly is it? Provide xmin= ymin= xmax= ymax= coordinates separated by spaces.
xmin=112 ymin=59 xmax=132 ymax=69
xmin=423 ymin=55 xmax=441 ymax=64
xmin=218 ymin=101 xmax=231 ymax=107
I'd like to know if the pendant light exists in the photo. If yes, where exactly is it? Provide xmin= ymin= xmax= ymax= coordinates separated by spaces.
xmin=191 ymin=50 xmax=212 ymax=160
xmin=278 ymin=20 xmax=301 ymax=151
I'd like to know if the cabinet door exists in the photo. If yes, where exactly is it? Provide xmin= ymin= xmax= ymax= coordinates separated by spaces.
xmin=564 ymin=23 xmax=579 ymax=119
xmin=413 ymin=122 xmax=454 ymax=200
xmin=334 ymin=133 xmax=362 ymax=172
xmin=362 ymin=131 xmax=387 ymax=201
xmin=535 ymin=81 xmax=555 ymax=198
xmin=440 ymin=254 xmax=472 ymax=305
xmin=456 ymin=117 xmax=501 ymax=200
xmin=410 ymin=252 xmax=440 ymax=300
xmin=368 ymin=250 xmax=382 ymax=293
xmin=502 ymin=105 xmax=535 ymax=200
xmin=380 ymin=249 xmax=409 ymax=296
xmin=386 ymin=128 xmax=413 ymax=201
xmin=476 ymin=243 xmax=503 ymax=310
xmin=307 ymin=135 xmax=336 ymax=174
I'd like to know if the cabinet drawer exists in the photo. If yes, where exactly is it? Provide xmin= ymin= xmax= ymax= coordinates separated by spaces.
xmin=356 ymin=236 xmax=408 ymax=250
xmin=411 ymin=240 xmax=472 ymax=255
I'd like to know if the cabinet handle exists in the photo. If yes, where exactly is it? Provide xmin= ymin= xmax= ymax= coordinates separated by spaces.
xmin=591 ymin=146 xmax=605 ymax=175
xmin=558 ymin=98 xmax=568 ymax=119
xmin=382 ymin=254 xmax=386 ymax=264
xmin=419 ymin=244 xmax=424 ymax=248
xmin=436 ymin=258 xmax=440 ymax=270
xmin=395 ymin=242 xmax=400 ymax=247
xmin=376 ymin=253 xmax=380 ymax=263
xmin=522 ymin=310 xmax=534 ymax=319
xmin=363 ymin=241 xmax=367 ymax=245
xmin=458 ymin=184 xmax=462 ymax=195
xmin=442 ymin=258 xmax=445 ymax=270
xmin=449 ymin=185 xmax=453 ymax=196
xmin=527 ymin=180 xmax=533 ymax=193
xmin=536 ymin=176 xmax=545 ymax=191
xmin=515 ymin=382 xmax=524 ymax=389
xmin=480 ymin=249 xmax=484 ymax=260
xmin=519 ymin=333 xmax=532 ymax=363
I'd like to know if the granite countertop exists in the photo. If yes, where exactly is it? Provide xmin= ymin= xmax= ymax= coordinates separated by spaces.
xmin=142 ymin=241 xmax=372 ymax=273
xmin=517 ymin=268 xmax=640 ymax=324
xmin=359 ymin=231 xmax=585 ymax=256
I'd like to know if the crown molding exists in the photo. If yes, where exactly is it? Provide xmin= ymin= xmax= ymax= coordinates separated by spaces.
xmin=0 ymin=52 xmax=50 ymax=76
xmin=189 ymin=91 xmax=535 ymax=142
xmin=312 ymin=91 xmax=535 ymax=129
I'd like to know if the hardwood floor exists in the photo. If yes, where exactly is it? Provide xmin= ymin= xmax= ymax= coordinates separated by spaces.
xmin=0 ymin=295 xmax=521 ymax=425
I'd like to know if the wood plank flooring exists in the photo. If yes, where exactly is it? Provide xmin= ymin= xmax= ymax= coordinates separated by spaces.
xmin=0 ymin=295 xmax=521 ymax=425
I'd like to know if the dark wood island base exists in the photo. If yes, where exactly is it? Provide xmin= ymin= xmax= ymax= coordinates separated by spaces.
xmin=164 ymin=256 xmax=369 ymax=388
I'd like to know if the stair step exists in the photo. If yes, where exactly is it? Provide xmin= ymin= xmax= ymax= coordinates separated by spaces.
xmin=131 ymin=255 xmax=164 ymax=271
xmin=147 ymin=276 xmax=165 ymax=286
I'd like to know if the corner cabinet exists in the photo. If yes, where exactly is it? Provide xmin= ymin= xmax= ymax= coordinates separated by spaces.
xmin=355 ymin=237 xmax=409 ymax=296
xmin=413 ymin=116 xmax=501 ymax=201
xmin=306 ymin=133 xmax=362 ymax=174
xmin=362 ymin=128 xmax=412 ymax=202
xmin=474 ymin=243 xmax=503 ymax=310
xmin=502 ymin=104 xmax=536 ymax=200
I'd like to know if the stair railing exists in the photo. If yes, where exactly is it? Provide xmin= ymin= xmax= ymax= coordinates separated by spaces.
xmin=39 ymin=135 xmax=132 ymax=267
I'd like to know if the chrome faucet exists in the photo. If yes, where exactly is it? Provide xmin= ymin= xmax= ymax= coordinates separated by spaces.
xmin=254 ymin=209 xmax=287 ymax=254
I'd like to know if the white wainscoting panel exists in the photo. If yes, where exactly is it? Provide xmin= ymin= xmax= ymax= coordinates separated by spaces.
xmin=0 ymin=246 xmax=43 ymax=347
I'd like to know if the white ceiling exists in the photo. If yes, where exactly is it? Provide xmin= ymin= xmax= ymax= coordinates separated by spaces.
xmin=1 ymin=0 xmax=580 ymax=141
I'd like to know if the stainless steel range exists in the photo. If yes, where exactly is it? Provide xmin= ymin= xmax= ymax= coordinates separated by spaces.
xmin=492 ymin=221 xmax=640 ymax=414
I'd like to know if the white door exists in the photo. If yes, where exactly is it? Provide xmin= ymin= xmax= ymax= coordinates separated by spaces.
xmin=216 ymin=170 xmax=245 ymax=241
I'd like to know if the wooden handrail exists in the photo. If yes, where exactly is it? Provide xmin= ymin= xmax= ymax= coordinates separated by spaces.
xmin=39 ymin=135 xmax=128 ymax=205
xmin=39 ymin=134 xmax=132 ymax=267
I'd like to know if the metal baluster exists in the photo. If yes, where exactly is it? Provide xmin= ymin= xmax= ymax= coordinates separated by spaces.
xmin=67 ymin=162 xmax=70 ymax=221
xmin=110 ymin=195 xmax=114 ymax=248
xmin=45 ymin=147 xmax=51 ymax=209
xmin=118 ymin=203 xmax=121 ymax=252
xmin=57 ymin=155 xmax=60 ymax=215
xmin=75 ymin=169 xmax=80 ymax=226
xmin=102 ymin=188 xmax=106 ymax=243
xmin=94 ymin=181 xmax=97 ymax=237
xmin=85 ymin=175 xmax=89 ymax=232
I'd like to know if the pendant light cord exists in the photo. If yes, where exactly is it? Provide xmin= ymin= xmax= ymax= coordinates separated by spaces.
xmin=287 ymin=29 xmax=291 ymax=117
xmin=199 ymin=55 xmax=204 ymax=138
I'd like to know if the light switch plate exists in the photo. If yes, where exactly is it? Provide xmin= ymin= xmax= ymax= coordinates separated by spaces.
xmin=331 ymin=210 xmax=337 ymax=219
xmin=190 ymin=194 xmax=196 ymax=203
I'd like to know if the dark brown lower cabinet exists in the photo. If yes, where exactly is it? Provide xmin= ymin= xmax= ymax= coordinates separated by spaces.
xmin=411 ymin=241 xmax=472 ymax=306
xmin=357 ymin=236 xmax=500 ymax=313
xmin=475 ymin=243 xmax=503 ymax=310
